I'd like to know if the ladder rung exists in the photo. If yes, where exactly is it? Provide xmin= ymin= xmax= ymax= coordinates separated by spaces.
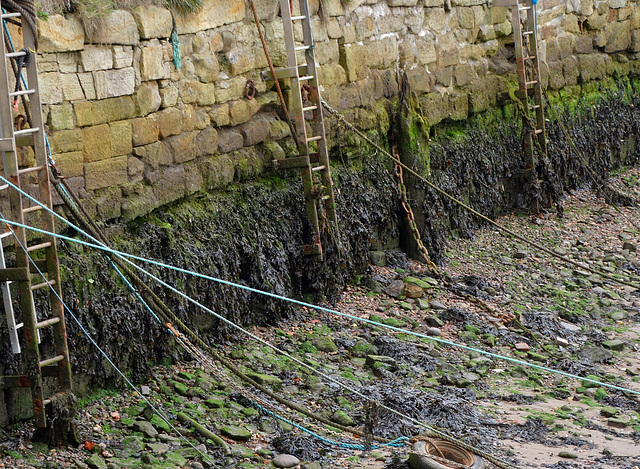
xmin=36 ymin=317 xmax=60 ymax=329
xmin=18 ymin=165 xmax=45 ymax=175
xmin=299 ymin=75 xmax=314 ymax=81
xmin=531 ymin=105 xmax=541 ymax=110
xmin=1 ymin=12 xmax=21 ymax=19
xmin=6 ymin=50 xmax=28 ymax=59
xmin=525 ymin=80 xmax=538 ymax=86
xmin=14 ymin=127 xmax=40 ymax=137
xmin=23 ymin=205 xmax=44 ymax=214
xmin=291 ymin=15 xmax=306 ymax=21
xmin=523 ymin=31 xmax=534 ymax=36
xmin=14 ymin=322 xmax=23 ymax=330
xmin=0 ymin=231 xmax=12 ymax=239
xmin=295 ymin=45 xmax=311 ymax=51
xmin=9 ymin=89 xmax=35 ymax=98
xmin=311 ymin=165 xmax=326 ymax=172
xmin=0 ymin=184 xmax=9 ymax=191
xmin=523 ymin=56 xmax=536 ymax=61
xmin=303 ymin=105 xmax=318 ymax=112
xmin=306 ymin=136 xmax=322 ymax=142
xmin=534 ymin=129 xmax=544 ymax=135
xmin=27 ymin=241 xmax=52 ymax=252
xmin=39 ymin=355 xmax=64 ymax=367
xmin=519 ymin=6 xmax=531 ymax=10
xmin=321 ymin=195 xmax=331 ymax=201
xmin=31 ymin=279 xmax=56 ymax=291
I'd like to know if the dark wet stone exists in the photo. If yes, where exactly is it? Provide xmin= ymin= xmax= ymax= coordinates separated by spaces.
xmin=385 ymin=279 xmax=405 ymax=298
xmin=577 ymin=346 xmax=612 ymax=363
xmin=85 ymin=454 xmax=107 ymax=469
xmin=132 ymin=420 xmax=158 ymax=438
xmin=221 ymin=425 xmax=252 ymax=441
xmin=602 ymin=339 xmax=625 ymax=351
xmin=429 ymin=300 xmax=446 ymax=310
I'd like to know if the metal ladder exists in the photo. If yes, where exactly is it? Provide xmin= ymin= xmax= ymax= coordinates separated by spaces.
xmin=0 ymin=11 xmax=72 ymax=427
xmin=263 ymin=0 xmax=338 ymax=260
xmin=495 ymin=0 xmax=547 ymax=160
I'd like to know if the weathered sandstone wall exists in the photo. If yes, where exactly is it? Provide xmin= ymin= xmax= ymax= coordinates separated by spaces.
xmin=34 ymin=0 xmax=640 ymax=220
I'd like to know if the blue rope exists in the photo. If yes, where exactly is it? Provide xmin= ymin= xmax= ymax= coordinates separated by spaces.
xmin=250 ymin=399 xmax=408 ymax=450
xmin=0 ymin=173 xmax=637 ymax=397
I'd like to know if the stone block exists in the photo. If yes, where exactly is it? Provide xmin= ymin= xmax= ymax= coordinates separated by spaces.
xmin=226 ymin=48 xmax=254 ymax=76
xmin=83 ymin=124 xmax=111 ymax=162
xmin=557 ymin=35 xmax=575 ymax=59
xmin=133 ymin=141 xmax=172 ymax=169
xmin=84 ymin=156 xmax=128 ymax=190
xmin=113 ymin=46 xmax=134 ymax=68
xmin=175 ymin=0 xmax=245 ymax=34
xmin=217 ymin=128 xmax=244 ymax=153
xmin=133 ymin=81 xmax=162 ymax=117
xmin=458 ymin=7 xmax=475 ymax=29
xmin=153 ymin=166 xmax=187 ymax=205
xmin=57 ymin=52 xmax=78 ymax=73
xmin=354 ymin=7 xmax=376 ymax=41
xmin=547 ymin=61 xmax=565 ymax=89
xmin=157 ymin=108 xmax=183 ymax=138
xmin=339 ymin=42 xmax=367 ymax=82
xmin=94 ymin=68 xmax=135 ymax=99
xmin=579 ymin=54 xmax=607 ymax=82
xmin=454 ymin=63 xmax=476 ymax=86
xmin=160 ymin=84 xmax=179 ymax=108
xmin=37 ymin=14 xmax=84 ymax=52
xmin=78 ymin=73 xmax=96 ymax=100
xmin=80 ymin=45 xmax=113 ymax=72
xmin=60 ymin=74 xmax=85 ymax=101
xmin=180 ymin=104 xmax=197 ymax=132
xmin=437 ymin=32 xmax=461 ymax=67
xmin=74 ymin=101 xmax=95 ymax=127
xmin=38 ymin=54 xmax=59 ymax=73
xmin=406 ymin=67 xmax=434 ymax=94
xmin=196 ymin=127 xmax=218 ymax=157
xmin=603 ymin=20 xmax=631 ymax=53
xmin=318 ymin=63 xmax=348 ymax=87
xmin=85 ymin=10 xmax=140 ymax=45
xmin=54 ymin=151 xmax=84 ymax=178
xmin=94 ymin=96 xmax=137 ymax=124
xmin=110 ymin=121 xmax=133 ymax=156
xmin=128 ymin=156 xmax=144 ymax=183
xmin=39 ymin=72 xmax=63 ymax=104
xmin=574 ymin=35 xmax=594 ymax=54
xmin=166 ymin=132 xmax=197 ymax=163
xmin=563 ymin=56 xmax=580 ymax=86
xmin=181 ymin=80 xmax=216 ymax=106
xmin=140 ymin=42 xmax=168 ymax=81
xmin=425 ymin=7 xmax=446 ymax=31
xmin=49 ymin=103 xmax=75 ymax=131
xmin=215 ymin=76 xmax=246 ymax=103
xmin=48 ymin=129 xmax=82 ymax=154
xmin=631 ymin=30 xmax=640 ymax=52
xmin=132 ymin=5 xmax=172 ymax=39
xmin=132 ymin=116 xmax=159 ymax=146
xmin=209 ymin=104 xmax=230 ymax=126
xmin=193 ymin=54 xmax=220 ymax=83
xmin=364 ymin=36 xmax=398 ymax=69
xmin=416 ymin=36 xmax=437 ymax=65
xmin=327 ymin=19 xmax=343 ymax=39
xmin=240 ymin=118 xmax=270 ymax=147
xmin=228 ymin=99 xmax=258 ymax=126
xmin=195 ymin=109 xmax=210 ymax=130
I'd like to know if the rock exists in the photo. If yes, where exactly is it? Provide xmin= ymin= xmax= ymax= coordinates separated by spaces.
xmin=85 ymin=454 xmax=107 ymax=469
xmin=425 ymin=315 xmax=444 ymax=327
xmin=74 ymin=458 xmax=89 ymax=469
xmin=577 ymin=345 xmax=613 ymax=363
xmin=610 ymin=311 xmax=626 ymax=321
xmin=514 ymin=342 xmax=530 ymax=351
xmin=602 ymin=339 xmax=625 ymax=351
xmin=311 ymin=335 xmax=338 ymax=352
xmin=140 ymin=385 xmax=150 ymax=395
xmin=559 ymin=321 xmax=581 ymax=333
xmin=370 ymin=251 xmax=386 ymax=266
xmin=513 ymin=250 xmax=527 ymax=259
xmin=608 ymin=416 xmax=630 ymax=428
xmin=85 ymin=10 xmax=140 ymax=45
xmin=220 ymin=425 xmax=252 ymax=441
xmin=427 ymin=327 xmax=442 ymax=336
xmin=331 ymin=410 xmax=355 ymax=426
xmin=600 ymin=406 xmax=619 ymax=417
xmin=558 ymin=451 xmax=577 ymax=459
xmin=273 ymin=454 xmax=300 ymax=468
xmin=38 ymin=14 xmax=85 ymax=52
xmin=230 ymin=444 xmax=254 ymax=458
xmin=429 ymin=300 xmax=447 ymax=310
xmin=403 ymin=283 xmax=424 ymax=299
xmin=132 ymin=420 xmax=158 ymax=438
xmin=244 ymin=371 xmax=282 ymax=388
xmin=385 ymin=280 xmax=405 ymax=298
xmin=404 ymin=276 xmax=434 ymax=289
xmin=623 ymin=241 xmax=637 ymax=252
xmin=554 ymin=337 xmax=569 ymax=346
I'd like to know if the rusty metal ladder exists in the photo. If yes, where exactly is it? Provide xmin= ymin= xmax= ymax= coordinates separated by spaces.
xmin=0 ymin=11 xmax=72 ymax=427
xmin=263 ymin=0 xmax=338 ymax=261
xmin=495 ymin=0 xmax=547 ymax=161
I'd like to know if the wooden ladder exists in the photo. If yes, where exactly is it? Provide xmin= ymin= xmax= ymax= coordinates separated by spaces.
xmin=0 ymin=11 xmax=72 ymax=427
xmin=496 ymin=0 xmax=547 ymax=160
xmin=263 ymin=0 xmax=338 ymax=261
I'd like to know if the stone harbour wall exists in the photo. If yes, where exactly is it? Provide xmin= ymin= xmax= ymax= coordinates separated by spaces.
xmin=33 ymin=0 xmax=640 ymax=221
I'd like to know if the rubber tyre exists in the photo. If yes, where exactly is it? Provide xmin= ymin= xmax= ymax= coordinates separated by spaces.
xmin=407 ymin=439 xmax=485 ymax=469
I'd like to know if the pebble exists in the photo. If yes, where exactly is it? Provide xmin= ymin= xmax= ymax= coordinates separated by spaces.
xmin=554 ymin=337 xmax=569 ymax=347
xmin=514 ymin=342 xmax=530 ymax=351
xmin=429 ymin=300 xmax=447 ymax=310
xmin=272 ymin=454 xmax=300 ymax=468
xmin=427 ymin=327 xmax=442 ymax=336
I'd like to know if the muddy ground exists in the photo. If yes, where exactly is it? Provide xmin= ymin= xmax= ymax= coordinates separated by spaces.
xmin=2 ymin=173 xmax=640 ymax=469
